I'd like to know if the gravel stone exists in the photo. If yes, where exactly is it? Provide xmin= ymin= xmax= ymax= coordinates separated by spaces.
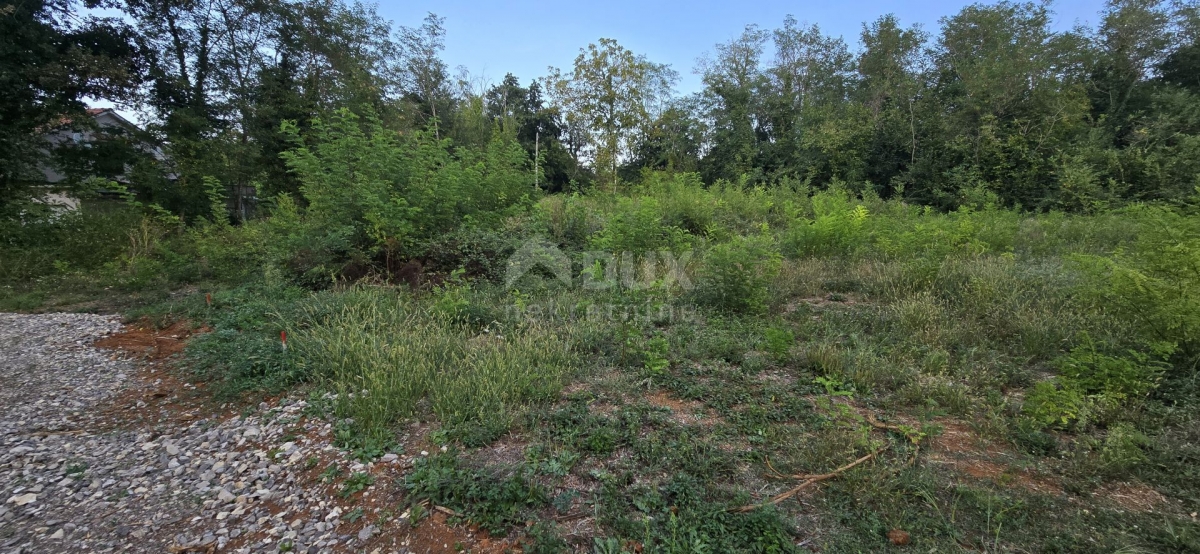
xmin=0 ymin=313 xmax=377 ymax=553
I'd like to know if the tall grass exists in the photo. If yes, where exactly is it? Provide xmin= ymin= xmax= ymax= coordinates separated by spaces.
xmin=291 ymin=287 xmax=576 ymax=444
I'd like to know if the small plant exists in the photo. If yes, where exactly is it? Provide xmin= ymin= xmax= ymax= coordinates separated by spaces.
xmin=342 ymin=507 xmax=365 ymax=523
xmin=404 ymin=452 xmax=549 ymax=535
xmin=1022 ymin=380 xmax=1086 ymax=430
xmin=763 ymin=327 xmax=795 ymax=363
xmin=815 ymin=376 xmax=854 ymax=398
xmin=643 ymin=335 xmax=670 ymax=374
xmin=1098 ymin=422 xmax=1149 ymax=472
xmin=339 ymin=472 xmax=376 ymax=498
xmin=319 ymin=464 xmax=342 ymax=484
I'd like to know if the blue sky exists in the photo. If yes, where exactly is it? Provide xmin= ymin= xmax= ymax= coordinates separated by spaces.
xmin=380 ymin=0 xmax=1110 ymax=95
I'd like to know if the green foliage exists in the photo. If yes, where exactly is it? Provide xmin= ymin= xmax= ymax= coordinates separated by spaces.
xmin=0 ymin=205 xmax=152 ymax=282
xmin=642 ymin=335 xmax=670 ymax=374
xmin=278 ymin=108 xmax=535 ymax=282
xmin=762 ymin=326 xmax=795 ymax=363
xmin=1072 ymin=206 xmax=1200 ymax=362
xmin=338 ymin=472 xmax=375 ymax=497
xmin=782 ymin=190 xmax=870 ymax=258
xmin=1055 ymin=333 xmax=1166 ymax=398
xmin=590 ymin=196 xmax=694 ymax=255
xmin=1022 ymin=336 xmax=1165 ymax=430
xmin=1022 ymin=380 xmax=1088 ymax=430
xmin=288 ymin=287 xmax=575 ymax=445
xmin=404 ymin=452 xmax=547 ymax=535
xmin=694 ymin=231 xmax=782 ymax=313
xmin=1098 ymin=422 xmax=1150 ymax=473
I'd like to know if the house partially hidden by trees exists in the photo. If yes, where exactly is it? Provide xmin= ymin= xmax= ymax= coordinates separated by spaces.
xmin=37 ymin=108 xmax=171 ymax=212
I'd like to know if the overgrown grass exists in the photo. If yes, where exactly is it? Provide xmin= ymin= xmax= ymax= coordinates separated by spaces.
xmin=291 ymin=287 xmax=575 ymax=446
xmin=5 ymin=171 xmax=1199 ymax=551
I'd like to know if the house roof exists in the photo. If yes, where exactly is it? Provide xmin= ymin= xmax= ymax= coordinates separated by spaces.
xmin=49 ymin=107 xmax=138 ymax=131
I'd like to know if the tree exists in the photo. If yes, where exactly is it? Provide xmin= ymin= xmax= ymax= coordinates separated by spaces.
xmin=0 ymin=0 xmax=141 ymax=215
xmin=916 ymin=1 xmax=1091 ymax=208
xmin=396 ymin=13 xmax=452 ymax=137
xmin=547 ymin=38 xmax=677 ymax=189
xmin=854 ymin=15 xmax=927 ymax=195
xmin=626 ymin=98 xmax=706 ymax=176
xmin=484 ymin=74 xmax=585 ymax=192
xmin=1089 ymin=0 xmax=1173 ymax=129
xmin=696 ymin=24 xmax=768 ymax=183
xmin=760 ymin=17 xmax=854 ymax=178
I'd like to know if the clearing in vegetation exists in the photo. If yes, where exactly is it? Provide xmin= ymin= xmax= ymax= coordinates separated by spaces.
xmin=3 ymin=0 xmax=1200 ymax=551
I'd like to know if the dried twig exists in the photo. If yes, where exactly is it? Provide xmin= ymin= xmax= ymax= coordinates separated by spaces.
xmin=732 ymin=446 xmax=887 ymax=513
xmin=432 ymin=504 xmax=460 ymax=517
xmin=864 ymin=413 xmax=905 ymax=433
xmin=554 ymin=511 xmax=591 ymax=522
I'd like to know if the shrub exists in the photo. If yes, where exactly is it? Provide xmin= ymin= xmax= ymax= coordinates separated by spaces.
xmin=1022 ymin=380 xmax=1087 ymax=430
xmin=278 ymin=109 xmax=536 ymax=284
xmin=694 ymin=232 xmax=782 ymax=314
xmin=1072 ymin=205 xmax=1200 ymax=363
xmin=1055 ymin=334 xmax=1166 ymax=399
xmin=782 ymin=189 xmax=869 ymax=258
xmin=590 ymin=196 xmax=693 ymax=255
xmin=637 ymin=171 xmax=715 ymax=235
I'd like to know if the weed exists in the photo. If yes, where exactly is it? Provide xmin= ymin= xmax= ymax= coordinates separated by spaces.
xmin=341 ymin=507 xmax=364 ymax=523
xmin=318 ymin=464 xmax=341 ymax=484
xmin=339 ymin=472 xmax=375 ymax=498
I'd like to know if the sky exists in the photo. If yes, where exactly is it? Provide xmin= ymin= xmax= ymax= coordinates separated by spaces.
xmin=379 ymin=0 xmax=1111 ymax=95
xmin=93 ymin=0 xmax=1111 ymax=119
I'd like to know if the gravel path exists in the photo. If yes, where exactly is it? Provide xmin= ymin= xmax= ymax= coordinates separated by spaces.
xmin=0 ymin=313 xmax=422 ymax=554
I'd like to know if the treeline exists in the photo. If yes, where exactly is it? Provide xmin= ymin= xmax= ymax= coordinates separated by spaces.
xmin=3 ymin=0 xmax=1199 ymax=221
xmin=680 ymin=2 xmax=1200 ymax=210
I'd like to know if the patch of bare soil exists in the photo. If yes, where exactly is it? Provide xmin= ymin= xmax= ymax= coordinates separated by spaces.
xmin=644 ymin=390 xmax=722 ymax=427
xmin=1092 ymin=481 xmax=1170 ymax=513
xmin=920 ymin=419 xmax=1064 ymax=495
xmin=92 ymin=319 xmax=231 ymax=430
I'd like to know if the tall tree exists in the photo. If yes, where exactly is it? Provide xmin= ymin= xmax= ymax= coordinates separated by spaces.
xmin=917 ymin=1 xmax=1090 ymax=208
xmin=547 ymin=38 xmax=677 ymax=189
xmin=696 ymin=25 xmax=768 ymax=182
xmin=396 ymin=13 xmax=452 ymax=137
xmin=484 ymin=74 xmax=584 ymax=191
xmin=854 ymin=15 xmax=927 ymax=194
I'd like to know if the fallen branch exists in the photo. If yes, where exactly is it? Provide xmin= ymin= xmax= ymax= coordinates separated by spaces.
xmin=555 ymin=511 xmax=591 ymax=523
xmin=731 ymin=446 xmax=887 ymax=513
xmin=415 ymin=499 xmax=461 ymax=518
xmin=864 ymin=413 xmax=905 ymax=433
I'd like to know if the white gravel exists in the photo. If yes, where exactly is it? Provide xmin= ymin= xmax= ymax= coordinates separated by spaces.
xmin=0 ymin=313 xmax=405 ymax=553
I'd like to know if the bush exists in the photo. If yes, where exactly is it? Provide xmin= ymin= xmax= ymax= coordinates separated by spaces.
xmin=782 ymin=189 xmax=869 ymax=258
xmin=590 ymin=196 xmax=694 ymax=255
xmin=637 ymin=171 xmax=715 ymax=235
xmin=1055 ymin=334 xmax=1166 ymax=398
xmin=277 ymin=109 xmax=537 ymax=284
xmin=1072 ymin=205 xmax=1200 ymax=364
xmin=0 ymin=204 xmax=153 ymax=282
xmin=1022 ymin=380 xmax=1087 ymax=430
xmin=694 ymin=232 xmax=782 ymax=314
